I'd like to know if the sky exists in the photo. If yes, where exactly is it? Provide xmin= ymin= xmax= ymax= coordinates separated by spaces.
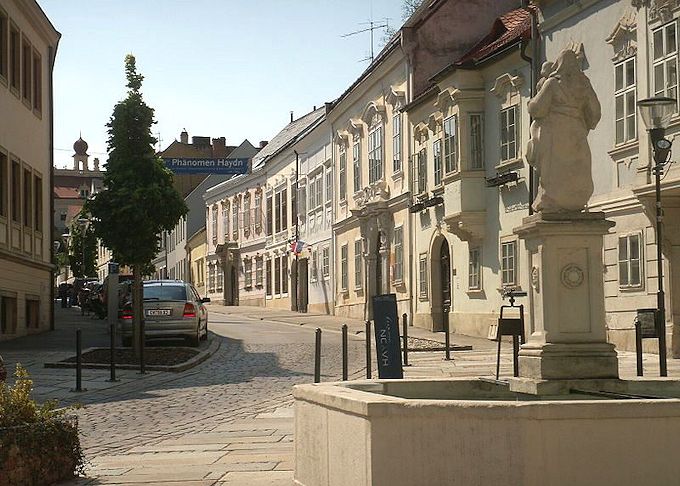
xmin=40 ymin=1 xmax=406 ymax=169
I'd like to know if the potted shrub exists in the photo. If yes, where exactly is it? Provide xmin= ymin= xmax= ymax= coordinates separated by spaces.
xmin=0 ymin=365 xmax=84 ymax=485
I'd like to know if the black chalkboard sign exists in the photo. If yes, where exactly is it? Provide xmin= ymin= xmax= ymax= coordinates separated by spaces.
xmin=372 ymin=293 xmax=403 ymax=379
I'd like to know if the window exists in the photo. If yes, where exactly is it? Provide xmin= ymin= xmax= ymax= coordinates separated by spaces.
xmin=322 ymin=246 xmax=330 ymax=278
xmin=274 ymin=257 xmax=281 ymax=294
xmin=208 ymin=264 xmax=216 ymax=292
xmin=315 ymin=176 xmax=322 ymax=209
xmin=245 ymin=258 xmax=252 ymax=288
xmin=501 ymin=240 xmax=518 ymax=287
xmin=325 ymin=168 xmax=332 ymax=203
xmin=254 ymin=191 xmax=262 ymax=231
xmin=211 ymin=205 xmax=218 ymax=243
xmin=341 ymin=244 xmax=348 ymax=291
xmin=21 ymin=37 xmax=31 ymax=104
xmin=222 ymin=202 xmax=228 ymax=241
xmin=281 ymin=188 xmax=288 ymax=231
xmin=256 ymin=256 xmax=263 ymax=287
xmin=469 ymin=113 xmax=484 ymax=169
xmin=11 ymin=160 xmax=19 ymax=223
xmin=354 ymin=239 xmax=363 ymax=290
xmin=433 ymin=139 xmax=442 ymax=186
xmin=0 ymin=9 xmax=8 ymax=81
xmin=353 ymin=138 xmax=361 ymax=193
xmin=368 ymin=125 xmax=383 ymax=184
xmin=9 ymin=23 xmax=18 ymax=91
xmin=23 ymin=168 xmax=30 ymax=227
xmin=26 ymin=299 xmax=39 ymax=329
xmin=243 ymin=194 xmax=251 ymax=236
xmin=232 ymin=198 xmax=239 ymax=240
xmin=393 ymin=227 xmax=403 ymax=283
xmin=339 ymin=145 xmax=347 ymax=201
xmin=282 ymin=256 xmax=288 ymax=294
xmin=443 ymin=115 xmax=458 ymax=173
xmin=415 ymin=148 xmax=427 ymax=194
xmin=1 ymin=295 xmax=17 ymax=334
xmin=32 ymin=50 xmax=41 ymax=112
xmin=653 ymin=21 xmax=678 ymax=105
xmin=266 ymin=194 xmax=273 ymax=235
xmin=500 ymin=106 xmax=518 ymax=161
xmin=469 ymin=247 xmax=481 ymax=290
xmin=216 ymin=265 xmax=223 ymax=292
xmin=0 ymin=152 xmax=6 ymax=217
xmin=619 ymin=234 xmax=642 ymax=288
xmin=33 ymin=174 xmax=41 ymax=231
xmin=393 ymin=112 xmax=402 ymax=173
xmin=615 ymin=58 xmax=637 ymax=144
xmin=311 ymin=249 xmax=318 ymax=282
xmin=266 ymin=259 xmax=272 ymax=296
xmin=291 ymin=185 xmax=296 ymax=230
xmin=419 ymin=254 xmax=428 ymax=299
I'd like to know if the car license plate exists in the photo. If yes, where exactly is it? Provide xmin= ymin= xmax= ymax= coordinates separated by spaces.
xmin=147 ymin=309 xmax=171 ymax=317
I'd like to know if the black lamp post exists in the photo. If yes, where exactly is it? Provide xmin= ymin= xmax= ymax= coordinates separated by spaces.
xmin=637 ymin=96 xmax=676 ymax=377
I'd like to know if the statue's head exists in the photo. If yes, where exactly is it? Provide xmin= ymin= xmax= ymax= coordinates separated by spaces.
xmin=553 ymin=49 xmax=581 ymax=77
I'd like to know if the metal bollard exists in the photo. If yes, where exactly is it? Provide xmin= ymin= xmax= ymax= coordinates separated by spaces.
xmin=71 ymin=329 xmax=86 ymax=392
xmin=342 ymin=324 xmax=348 ymax=380
xmin=314 ymin=328 xmax=322 ymax=383
xmin=139 ymin=318 xmax=146 ymax=375
xmin=108 ymin=323 xmax=118 ymax=382
xmin=444 ymin=312 xmax=451 ymax=361
xmin=402 ymin=313 xmax=409 ymax=367
xmin=365 ymin=320 xmax=372 ymax=379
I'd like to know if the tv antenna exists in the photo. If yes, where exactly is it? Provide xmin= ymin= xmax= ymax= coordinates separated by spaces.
xmin=342 ymin=19 xmax=390 ymax=63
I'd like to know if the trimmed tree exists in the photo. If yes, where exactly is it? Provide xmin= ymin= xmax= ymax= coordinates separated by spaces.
xmin=86 ymin=55 xmax=187 ymax=356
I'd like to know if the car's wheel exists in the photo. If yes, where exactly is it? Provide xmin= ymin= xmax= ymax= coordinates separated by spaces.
xmin=121 ymin=336 xmax=132 ymax=347
xmin=200 ymin=321 xmax=208 ymax=341
xmin=188 ymin=327 xmax=200 ymax=347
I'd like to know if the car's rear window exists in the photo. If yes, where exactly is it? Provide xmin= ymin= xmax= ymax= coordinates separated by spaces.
xmin=143 ymin=284 xmax=187 ymax=301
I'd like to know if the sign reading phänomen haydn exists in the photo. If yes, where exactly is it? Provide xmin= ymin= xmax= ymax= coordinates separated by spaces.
xmin=163 ymin=157 xmax=249 ymax=174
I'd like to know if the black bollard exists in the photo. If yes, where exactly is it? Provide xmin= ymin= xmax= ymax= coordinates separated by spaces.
xmin=71 ymin=329 xmax=86 ymax=392
xmin=342 ymin=324 xmax=348 ymax=381
xmin=314 ymin=328 xmax=322 ymax=383
xmin=139 ymin=318 xmax=146 ymax=375
xmin=402 ymin=313 xmax=409 ymax=367
xmin=365 ymin=320 xmax=372 ymax=379
xmin=107 ymin=323 xmax=118 ymax=382
xmin=444 ymin=312 xmax=451 ymax=361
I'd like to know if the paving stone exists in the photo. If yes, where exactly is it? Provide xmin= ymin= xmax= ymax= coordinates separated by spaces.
xmin=217 ymin=470 xmax=294 ymax=485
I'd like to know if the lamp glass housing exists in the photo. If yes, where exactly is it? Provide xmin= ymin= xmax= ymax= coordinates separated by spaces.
xmin=637 ymin=97 xmax=677 ymax=130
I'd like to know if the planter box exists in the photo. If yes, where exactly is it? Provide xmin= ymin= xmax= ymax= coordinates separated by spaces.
xmin=0 ymin=416 xmax=81 ymax=486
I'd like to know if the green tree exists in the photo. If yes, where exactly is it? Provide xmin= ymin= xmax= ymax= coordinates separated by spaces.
xmin=67 ymin=212 xmax=98 ymax=278
xmin=86 ymin=54 xmax=187 ymax=355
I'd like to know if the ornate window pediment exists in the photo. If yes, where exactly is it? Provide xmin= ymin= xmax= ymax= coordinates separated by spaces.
xmin=642 ymin=0 xmax=680 ymax=23
xmin=606 ymin=10 xmax=637 ymax=62
xmin=414 ymin=122 xmax=429 ymax=143
xmin=428 ymin=113 xmax=443 ymax=134
xmin=385 ymin=86 xmax=406 ymax=109
xmin=435 ymin=87 xmax=461 ymax=114
xmin=334 ymin=130 xmax=349 ymax=147
xmin=360 ymin=101 xmax=387 ymax=126
xmin=490 ymin=73 xmax=524 ymax=99
xmin=347 ymin=119 xmax=364 ymax=138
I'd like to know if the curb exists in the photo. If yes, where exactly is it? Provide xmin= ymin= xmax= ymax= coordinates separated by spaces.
xmin=43 ymin=338 xmax=221 ymax=373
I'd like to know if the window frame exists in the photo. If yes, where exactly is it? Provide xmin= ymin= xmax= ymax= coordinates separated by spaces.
xmin=614 ymin=57 xmax=637 ymax=145
xmin=469 ymin=113 xmax=485 ymax=169
xmin=339 ymin=145 xmax=347 ymax=202
xmin=0 ymin=8 xmax=8 ymax=83
xmin=354 ymin=239 xmax=363 ymax=290
xmin=433 ymin=138 xmax=443 ymax=187
xmin=500 ymin=239 xmax=518 ymax=287
xmin=619 ymin=232 xmax=643 ymax=289
xmin=353 ymin=137 xmax=362 ymax=194
xmin=393 ymin=226 xmax=403 ymax=284
xmin=653 ymin=21 xmax=679 ymax=109
xmin=392 ymin=112 xmax=402 ymax=174
xmin=368 ymin=124 xmax=383 ymax=184
xmin=443 ymin=115 xmax=458 ymax=173
xmin=500 ymin=106 xmax=519 ymax=162
xmin=322 ymin=246 xmax=330 ymax=279
xmin=468 ymin=247 xmax=482 ymax=291
xmin=418 ymin=253 xmax=428 ymax=299
xmin=340 ymin=243 xmax=348 ymax=291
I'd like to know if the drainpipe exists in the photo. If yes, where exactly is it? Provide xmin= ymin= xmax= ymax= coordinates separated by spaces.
xmin=521 ymin=0 xmax=540 ymax=215
xmin=293 ymin=150 xmax=300 ymax=312
xmin=49 ymin=45 xmax=56 ymax=331
xmin=406 ymin=52 xmax=415 ymax=328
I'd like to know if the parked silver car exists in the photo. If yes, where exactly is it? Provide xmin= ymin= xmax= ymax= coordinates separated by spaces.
xmin=119 ymin=280 xmax=210 ymax=347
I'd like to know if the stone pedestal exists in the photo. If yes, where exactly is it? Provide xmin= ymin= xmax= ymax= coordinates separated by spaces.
xmin=514 ymin=212 xmax=619 ymax=381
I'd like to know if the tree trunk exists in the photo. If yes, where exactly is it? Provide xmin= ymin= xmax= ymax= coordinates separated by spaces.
xmin=132 ymin=265 xmax=142 ymax=358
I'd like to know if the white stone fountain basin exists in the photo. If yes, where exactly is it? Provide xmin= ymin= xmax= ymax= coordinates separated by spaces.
xmin=294 ymin=378 xmax=680 ymax=486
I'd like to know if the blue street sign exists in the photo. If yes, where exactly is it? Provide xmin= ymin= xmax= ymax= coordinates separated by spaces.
xmin=163 ymin=157 xmax=249 ymax=175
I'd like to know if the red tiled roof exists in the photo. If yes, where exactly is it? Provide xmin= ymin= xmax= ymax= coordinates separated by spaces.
xmin=54 ymin=186 xmax=81 ymax=199
xmin=456 ymin=7 xmax=532 ymax=66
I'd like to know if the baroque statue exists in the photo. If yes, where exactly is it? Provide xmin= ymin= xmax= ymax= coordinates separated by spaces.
xmin=526 ymin=49 xmax=601 ymax=213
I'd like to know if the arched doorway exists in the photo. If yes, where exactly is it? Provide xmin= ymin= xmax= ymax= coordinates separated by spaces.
xmin=440 ymin=239 xmax=451 ymax=315
xmin=430 ymin=236 xmax=452 ymax=331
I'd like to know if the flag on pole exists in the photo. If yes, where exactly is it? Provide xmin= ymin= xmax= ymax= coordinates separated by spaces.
xmin=291 ymin=240 xmax=305 ymax=255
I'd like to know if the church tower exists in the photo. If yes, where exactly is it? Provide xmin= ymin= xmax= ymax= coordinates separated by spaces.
xmin=73 ymin=136 xmax=89 ymax=171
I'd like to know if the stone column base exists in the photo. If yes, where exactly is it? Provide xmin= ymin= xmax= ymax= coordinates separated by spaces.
xmin=518 ymin=342 xmax=619 ymax=380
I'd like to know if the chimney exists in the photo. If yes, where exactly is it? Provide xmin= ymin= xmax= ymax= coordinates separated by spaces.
xmin=259 ymin=140 xmax=268 ymax=149
xmin=192 ymin=136 xmax=210 ymax=147
xmin=290 ymin=111 xmax=294 ymax=123
xmin=212 ymin=137 xmax=227 ymax=158
xmin=313 ymin=105 xmax=317 ymax=110
xmin=180 ymin=129 xmax=188 ymax=144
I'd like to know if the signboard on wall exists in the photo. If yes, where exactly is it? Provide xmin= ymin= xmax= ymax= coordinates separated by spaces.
xmin=163 ymin=157 xmax=249 ymax=174
xmin=372 ymin=293 xmax=403 ymax=379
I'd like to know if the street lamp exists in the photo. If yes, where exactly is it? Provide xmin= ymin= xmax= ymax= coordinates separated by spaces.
xmin=637 ymin=96 xmax=676 ymax=377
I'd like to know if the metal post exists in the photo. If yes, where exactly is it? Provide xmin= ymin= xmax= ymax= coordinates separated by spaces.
xmin=341 ymin=324 xmax=348 ymax=380
xmin=139 ymin=317 xmax=146 ymax=375
xmin=512 ymin=335 xmax=520 ymax=377
xmin=365 ymin=320 xmax=372 ymax=379
xmin=402 ymin=313 xmax=409 ymax=367
xmin=635 ymin=320 xmax=644 ymax=377
xmin=496 ymin=335 xmax=502 ymax=381
xmin=314 ymin=328 xmax=321 ymax=383
xmin=444 ymin=312 xmax=451 ymax=361
xmin=71 ymin=329 xmax=86 ymax=392
xmin=653 ymin=149 xmax=668 ymax=377
xmin=108 ymin=323 xmax=118 ymax=382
